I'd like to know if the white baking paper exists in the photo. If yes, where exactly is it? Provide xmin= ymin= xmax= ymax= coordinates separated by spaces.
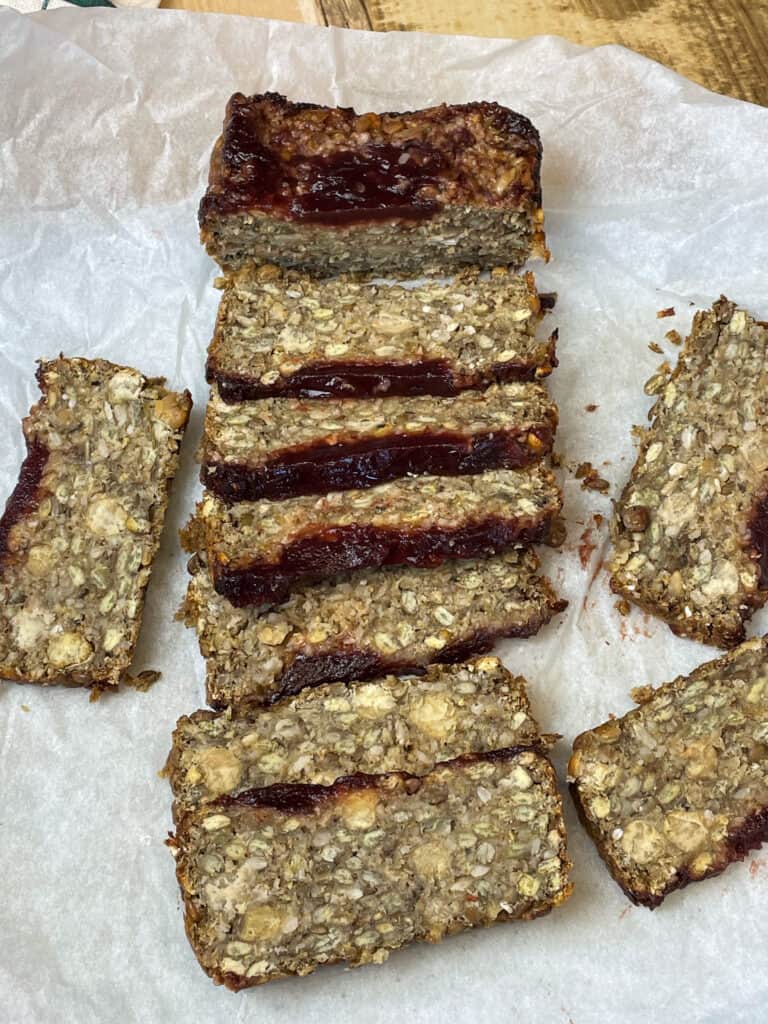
xmin=0 ymin=8 xmax=767 ymax=1022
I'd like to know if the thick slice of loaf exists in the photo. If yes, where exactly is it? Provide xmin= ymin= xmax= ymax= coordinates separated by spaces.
xmin=181 ymin=550 xmax=566 ymax=709
xmin=199 ymin=93 xmax=547 ymax=276
xmin=208 ymin=264 xmax=556 ymax=401
xmin=186 ymin=465 xmax=562 ymax=605
xmin=166 ymin=657 xmax=546 ymax=819
xmin=570 ymin=636 xmax=768 ymax=908
xmin=202 ymin=382 xmax=557 ymax=503
xmin=170 ymin=749 xmax=572 ymax=988
xmin=0 ymin=358 xmax=191 ymax=688
xmin=610 ymin=298 xmax=768 ymax=648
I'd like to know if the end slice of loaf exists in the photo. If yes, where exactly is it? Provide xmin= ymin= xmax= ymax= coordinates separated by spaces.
xmin=570 ymin=636 xmax=768 ymax=907
xmin=0 ymin=358 xmax=191 ymax=688
xmin=199 ymin=93 xmax=548 ymax=276
xmin=610 ymin=298 xmax=768 ymax=648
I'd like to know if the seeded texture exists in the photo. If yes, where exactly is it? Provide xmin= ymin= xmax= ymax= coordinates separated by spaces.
xmin=208 ymin=264 xmax=556 ymax=400
xmin=0 ymin=358 xmax=191 ymax=688
xmin=166 ymin=657 xmax=548 ymax=819
xmin=186 ymin=465 xmax=562 ymax=605
xmin=610 ymin=298 xmax=768 ymax=648
xmin=171 ymin=750 xmax=572 ymax=988
xmin=182 ymin=550 xmax=566 ymax=709
xmin=202 ymin=382 xmax=557 ymax=503
xmin=199 ymin=93 xmax=547 ymax=276
xmin=570 ymin=636 xmax=768 ymax=908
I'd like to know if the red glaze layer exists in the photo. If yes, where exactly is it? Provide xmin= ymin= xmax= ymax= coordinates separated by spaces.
xmin=214 ymin=514 xmax=555 ymax=606
xmin=203 ymin=426 xmax=554 ymax=503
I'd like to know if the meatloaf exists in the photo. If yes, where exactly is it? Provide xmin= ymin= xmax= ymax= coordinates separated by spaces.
xmin=610 ymin=298 xmax=768 ymax=648
xmin=201 ymin=382 xmax=557 ymax=503
xmin=199 ymin=92 xmax=548 ymax=276
xmin=186 ymin=465 xmax=562 ymax=605
xmin=170 ymin=749 xmax=571 ymax=988
xmin=570 ymin=636 xmax=768 ymax=907
xmin=0 ymin=358 xmax=191 ymax=688
xmin=166 ymin=657 xmax=547 ymax=818
xmin=182 ymin=550 xmax=566 ymax=709
xmin=208 ymin=264 xmax=555 ymax=401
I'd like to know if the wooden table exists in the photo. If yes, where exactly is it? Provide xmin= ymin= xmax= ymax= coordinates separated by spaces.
xmin=159 ymin=0 xmax=768 ymax=107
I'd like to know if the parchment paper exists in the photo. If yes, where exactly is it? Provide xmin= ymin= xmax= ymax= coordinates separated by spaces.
xmin=1 ymin=8 xmax=767 ymax=1022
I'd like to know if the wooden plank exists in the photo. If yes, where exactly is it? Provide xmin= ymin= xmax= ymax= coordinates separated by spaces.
xmin=159 ymin=0 xmax=768 ymax=107
xmin=159 ymin=0 xmax=320 ymax=22
xmin=362 ymin=0 xmax=768 ymax=106
xmin=318 ymin=0 xmax=372 ymax=29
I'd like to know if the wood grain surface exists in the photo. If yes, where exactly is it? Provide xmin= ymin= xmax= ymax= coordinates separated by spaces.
xmin=159 ymin=0 xmax=768 ymax=106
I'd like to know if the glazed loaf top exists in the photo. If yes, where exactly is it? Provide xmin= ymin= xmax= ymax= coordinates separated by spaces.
xmin=199 ymin=92 xmax=543 ymax=227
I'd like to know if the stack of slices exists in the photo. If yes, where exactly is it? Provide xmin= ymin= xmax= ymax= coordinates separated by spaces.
xmin=170 ymin=92 xmax=571 ymax=988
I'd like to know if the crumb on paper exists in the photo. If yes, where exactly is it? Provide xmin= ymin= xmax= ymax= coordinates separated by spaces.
xmin=643 ymin=362 xmax=672 ymax=396
xmin=619 ymin=611 xmax=655 ymax=642
xmin=550 ymin=451 xmax=563 ymax=468
xmin=656 ymin=306 xmax=675 ymax=318
xmin=593 ymin=513 xmax=604 ymax=528
xmin=545 ymin=517 xmax=567 ymax=548
xmin=615 ymin=598 xmax=631 ymax=616
xmin=89 ymin=670 xmax=161 ymax=702
xmin=124 ymin=669 xmax=162 ymax=693
xmin=585 ymin=403 xmax=598 ymax=412
xmin=578 ymin=527 xmax=596 ymax=569
xmin=539 ymin=292 xmax=557 ymax=311
xmin=20 ymin=704 xmax=30 ymax=713
xmin=648 ymin=341 xmax=663 ymax=354
xmin=574 ymin=461 xmax=610 ymax=493
xmin=665 ymin=329 xmax=682 ymax=345
xmin=749 ymin=857 xmax=768 ymax=879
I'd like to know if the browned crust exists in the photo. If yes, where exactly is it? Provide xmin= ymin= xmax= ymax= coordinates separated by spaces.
xmin=570 ymin=780 xmax=768 ymax=909
xmin=606 ymin=582 xmax=750 ymax=649
xmin=0 ymin=440 xmax=49 ymax=575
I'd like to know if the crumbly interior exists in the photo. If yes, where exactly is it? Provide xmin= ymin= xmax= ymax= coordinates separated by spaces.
xmin=204 ymin=207 xmax=541 ymax=278
xmin=203 ymin=381 xmax=556 ymax=467
xmin=182 ymin=550 xmax=564 ymax=707
xmin=0 ymin=358 xmax=191 ymax=686
xmin=167 ymin=657 xmax=543 ymax=815
xmin=191 ymin=465 xmax=561 ymax=570
xmin=209 ymin=264 xmax=551 ymax=392
xmin=610 ymin=299 xmax=768 ymax=647
xmin=570 ymin=636 xmax=768 ymax=907
xmin=174 ymin=752 xmax=571 ymax=988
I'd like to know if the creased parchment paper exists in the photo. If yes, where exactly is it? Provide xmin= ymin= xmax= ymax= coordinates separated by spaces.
xmin=0 ymin=8 xmax=767 ymax=1022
